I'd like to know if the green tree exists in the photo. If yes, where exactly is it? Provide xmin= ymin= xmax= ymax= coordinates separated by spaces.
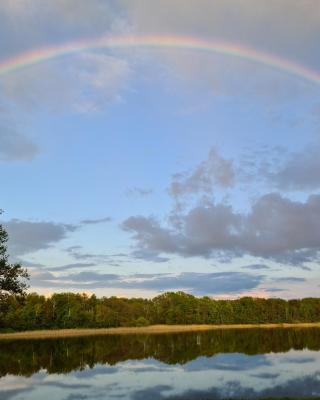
xmin=0 ymin=213 xmax=29 ymax=297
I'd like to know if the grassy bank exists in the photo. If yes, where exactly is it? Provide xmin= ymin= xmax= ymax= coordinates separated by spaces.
xmin=1 ymin=322 xmax=320 ymax=340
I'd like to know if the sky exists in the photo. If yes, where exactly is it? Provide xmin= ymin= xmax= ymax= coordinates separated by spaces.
xmin=1 ymin=0 xmax=320 ymax=299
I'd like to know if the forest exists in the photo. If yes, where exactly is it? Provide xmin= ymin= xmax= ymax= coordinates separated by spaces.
xmin=1 ymin=291 xmax=320 ymax=332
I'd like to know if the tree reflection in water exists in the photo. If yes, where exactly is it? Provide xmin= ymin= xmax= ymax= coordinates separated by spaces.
xmin=1 ymin=328 xmax=320 ymax=377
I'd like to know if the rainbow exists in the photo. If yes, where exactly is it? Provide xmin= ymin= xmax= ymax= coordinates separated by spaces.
xmin=0 ymin=34 xmax=319 ymax=85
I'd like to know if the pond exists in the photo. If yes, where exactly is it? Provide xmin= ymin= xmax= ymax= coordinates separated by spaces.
xmin=1 ymin=328 xmax=320 ymax=399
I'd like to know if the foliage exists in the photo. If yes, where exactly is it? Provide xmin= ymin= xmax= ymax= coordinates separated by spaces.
xmin=0 ymin=212 xmax=29 ymax=297
xmin=135 ymin=316 xmax=150 ymax=326
xmin=0 ymin=214 xmax=29 ymax=331
xmin=0 ymin=291 xmax=319 ymax=332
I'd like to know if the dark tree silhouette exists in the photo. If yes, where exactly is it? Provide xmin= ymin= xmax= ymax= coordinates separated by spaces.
xmin=0 ymin=211 xmax=29 ymax=297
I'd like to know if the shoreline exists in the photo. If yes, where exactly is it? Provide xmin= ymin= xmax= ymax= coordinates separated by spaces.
xmin=0 ymin=322 xmax=320 ymax=340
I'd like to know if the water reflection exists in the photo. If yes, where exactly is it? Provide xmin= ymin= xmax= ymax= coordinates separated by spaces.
xmin=0 ymin=328 xmax=320 ymax=399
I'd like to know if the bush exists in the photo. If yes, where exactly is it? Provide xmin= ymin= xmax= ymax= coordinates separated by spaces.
xmin=135 ymin=316 xmax=150 ymax=327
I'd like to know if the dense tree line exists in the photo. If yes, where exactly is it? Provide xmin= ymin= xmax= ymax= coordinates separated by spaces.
xmin=1 ymin=291 xmax=320 ymax=331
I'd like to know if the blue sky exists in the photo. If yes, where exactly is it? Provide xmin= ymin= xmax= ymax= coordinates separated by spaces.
xmin=1 ymin=0 xmax=320 ymax=298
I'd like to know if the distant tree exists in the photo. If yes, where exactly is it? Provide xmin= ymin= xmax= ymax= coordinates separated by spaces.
xmin=0 ymin=211 xmax=29 ymax=297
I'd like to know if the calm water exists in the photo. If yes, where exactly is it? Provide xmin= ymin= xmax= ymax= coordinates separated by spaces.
xmin=1 ymin=328 xmax=320 ymax=399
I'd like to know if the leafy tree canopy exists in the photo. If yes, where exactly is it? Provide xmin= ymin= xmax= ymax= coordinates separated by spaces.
xmin=0 ymin=211 xmax=29 ymax=297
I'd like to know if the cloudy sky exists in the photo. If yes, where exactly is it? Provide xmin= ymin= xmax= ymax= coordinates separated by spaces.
xmin=1 ymin=0 xmax=320 ymax=298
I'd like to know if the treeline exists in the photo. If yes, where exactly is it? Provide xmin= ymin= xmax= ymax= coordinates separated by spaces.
xmin=1 ymin=291 xmax=320 ymax=331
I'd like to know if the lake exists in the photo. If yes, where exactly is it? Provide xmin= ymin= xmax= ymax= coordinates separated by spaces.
xmin=1 ymin=328 xmax=320 ymax=399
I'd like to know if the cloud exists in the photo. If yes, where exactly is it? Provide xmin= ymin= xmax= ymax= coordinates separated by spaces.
xmin=276 ymin=276 xmax=306 ymax=283
xmin=73 ymin=52 xmax=132 ymax=112
xmin=0 ymin=53 xmax=132 ymax=113
xmin=6 ymin=0 xmax=318 ymax=65
xmin=242 ymin=264 xmax=271 ymax=271
xmin=169 ymin=148 xmax=235 ymax=198
xmin=4 ymin=219 xmax=77 ymax=256
xmin=270 ymin=144 xmax=320 ymax=191
xmin=80 ymin=217 xmax=112 ymax=225
xmin=0 ymin=388 xmax=34 ymax=400
xmin=30 ymin=270 xmax=263 ymax=296
xmin=122 ymin=0 xmax=320 ymax=104
xmin=184 ymin=353 xmax=271 ymax=372
xmin=126 ymin=187 xmax=153 ymax=197
xmin=261 ymin=288 xmax=284 ymax=293
xmin=0 ymin=125 xmax=39 ymax=161
xmin=124 ymin=0 xmax=320 ymax=62
xmin=47 ymin=263 xmax=97 ymax=272
xmin=1 ymin=0 xmax=318 ymax=123
xmin=0 ymin=63 xmax=75 ymax=112
xmin=0 ymin=1 xmax=123 ymax=45
xmin=0 ymin=1 xmax=134 ymax=117
xmin=131 ymin=249 xmax=170 ymax=263
xmin=122 ymin=215 xmax=179 ymax=254
xmin=283 ymin=356 xmax=316 ymax=364
xmin=59 ymin=271 xmax=120 ymax=284
xmin=251 ymin=372 xmax=279 ymax=379
xmin=1 ymin=0 xmax=315 ymax=121
xmin=131 ymin=386 xmax=172 ymax=400
xmin=161 ymin=372 xmax=320 ymax=399
xmin=122 ymin=193 xmax=320 ymax=264
xmin=64 ymin=247 xmax=124 ymax=267
xmin=129 ymin=272 xmax=263 ymax=296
